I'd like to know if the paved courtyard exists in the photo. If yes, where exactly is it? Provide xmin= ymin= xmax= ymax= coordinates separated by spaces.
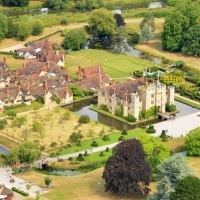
xmin=153 ymin=111 xmax=200 ymax=138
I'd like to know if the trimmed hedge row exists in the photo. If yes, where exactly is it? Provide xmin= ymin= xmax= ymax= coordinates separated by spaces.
xmin=12 ymin=187 xmax=29 ymax=196
xmin=36 ymin=30 xmax=62 ymax=41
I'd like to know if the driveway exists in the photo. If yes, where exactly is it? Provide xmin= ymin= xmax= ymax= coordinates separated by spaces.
xmin=0 ymin=44 xmax=25 ymax=52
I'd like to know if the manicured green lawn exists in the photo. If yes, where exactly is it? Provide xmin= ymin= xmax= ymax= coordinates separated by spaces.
xmin=0 ymin=137 xmax=18 ymax=149
xmin=175 ymin=96 xmax=200 ymax=109
xmin=65 ymin=49 xmax=154 ymax=79
xmin=0 ymin=156 xmax=7 ymax=167
xmin=53 ymin=128 xmax=152 ymax=156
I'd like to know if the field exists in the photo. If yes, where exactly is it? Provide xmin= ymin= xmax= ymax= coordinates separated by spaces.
xmin=0 ymin=55 xmax=23 ymax=71
xmin=65 ymin=49 xmax=153 ymax=79
xmin=3 ymin=106 xmax=111 ymax=152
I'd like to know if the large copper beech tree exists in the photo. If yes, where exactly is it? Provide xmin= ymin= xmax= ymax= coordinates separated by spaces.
xmin=102 ymin=139 xmax=152 ymax=196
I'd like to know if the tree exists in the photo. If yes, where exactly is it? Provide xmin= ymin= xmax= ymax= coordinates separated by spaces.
xmin=12 ymin=117 xmax=27 ymax=128
xmin=44 ymin=0 xmax=68 ymax=10
xmin=185 ymin=127 xmax=200 ymax=156
xmin=32 ymin=20 xmax=44 ymax=36
xmin=115 ymin=26 xmax=127 ymax=52
xmin=1 ymin=0 xmax=30 ymax=7
xmin=0 ymin=14 xmax=8 ymax=43
xmin=167 ymin=0 xmax=177 ymax=6
xmin=7 ymin=141 xmax=40 ymax=164
xmin=62 ymin=28 xmax=87 ymax=50
xmin=131 ymin=32 xmax=140 ymax=44
xmin=148 ymin=154 xmax=194 ymax=200
xmin=6 ymin=110 xmax=17 ymax=119
xmin=5 ymin=20 xmax=17 ymax=38
xmin=0 ymin=119 xmax=7 ymax=130
xmin=88 ymin=8 xmax=116 ymax=36
xmin=78 ymin=115 xmax=90 ymax=124
xmin=182 ymin=24 xmax=200 ymax=56
xmin=32 ymin=121 xmax=44 ymax=133
xmin=170 ymin=175 xmax=200 ymax=200
xmin=44 ymin=177 xmax=52 ymax=187
xmin=113 ymin=13 xmax=125 ymax=27
xmin=75 ymin=0 xmax=103 ymax=10
xmin=62 ymin=111 xmax=71 ymax=120
xmin=16 ymin=22 xmax=32 ymax=41
xmin=69 ymin=131 xmax=83 ymax=142
xmin=102 ymin=139 xmax=151 ymax=196
xmin=140 ymin=12 xmax=155 ymax=33
xmin=140 ymin=24 xmax=154 ymax=42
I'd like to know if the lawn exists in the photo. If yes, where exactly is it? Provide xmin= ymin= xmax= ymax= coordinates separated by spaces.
xmin=0 ymin=137 xmax=18 ymax=149
xmin=0 ymin=156 xmax=7 ymax=167
xmin=0 ymin=55 xmax=23 ymax=71
xmin=175 ymin=96 xmax=200 ymax=109
xmin=65 ymin=49 xmax=154 ymax=79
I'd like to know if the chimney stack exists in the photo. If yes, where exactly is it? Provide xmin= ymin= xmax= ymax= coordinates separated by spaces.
xmin=43 ymin=80 xmax=48 ymax=90
xmin=46 ymin=61 xmax=50 ymax=68
xmin=6 ymin=89 xmax=10 ymax=96
xmin=18 ymin=85 xmax=20 ymax=91
xmin=3 ymin=56 xmax=6 ymax=64
xmin=56 ymin=50 xmax=59 ymax=55
xmin=112 ymin=88 xmax=115 ymax=95
xmin=22 ymin=62 xmax=25 ymax=68
xmin=66 ymin=74 xmax=71 ymax=82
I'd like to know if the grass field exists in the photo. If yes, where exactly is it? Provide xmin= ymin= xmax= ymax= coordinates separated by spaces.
xmin=65 ymin=49 xmax=153 ymax=79
xmin=0 ymin=55 xmax=23 ymax=71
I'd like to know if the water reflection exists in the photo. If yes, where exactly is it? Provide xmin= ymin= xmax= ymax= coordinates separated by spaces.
xmin=0 ymin=146 xmax=9 ymax=155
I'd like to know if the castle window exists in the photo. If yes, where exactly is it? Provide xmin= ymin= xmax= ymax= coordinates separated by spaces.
xmin=151 ymin=94 xmax=154 ymax=98
xmin=151 ymin=100 xmax=154 ymax=104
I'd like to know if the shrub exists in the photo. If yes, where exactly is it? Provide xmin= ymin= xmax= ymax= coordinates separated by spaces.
xmin=160 ymin=130 xmax=167 ymax=138
xmin=12 ymin=187 xmax=29 ymax=196
xmin=91 ymin=141 xmax=98 ymax=147
xmin=50 ymin=142 xmax=57 ymax=147
xmin=105 ymin=147 xmax=109 ymax=152
xmin=56 ymin=152 xmax=60 ymax=155
xmin=140 ymin=122 xmax=146 ymax=129
xmin=84 ymin=150 xmax=89 ymax=156
xmin=76 ymin=141 xmax=82 ymax=147
xmin=76 ymin=153 xmax=84 ymax=161
xmin=78 ymin=115 xmax=90 ymax=124
xmin=68 ymin=157 xmax=73 ymax=161
xmin=124 ymin=114 xmax=137 ymax=122
xmin=121 ymin=130 xmax=128 ymax=135
xmin=146 ymin=125 xmax=156 ymax=134
xmin=67 ymin=144 xmax=71 ymax=148
xmin=99 ymin=151 xmax=105 ymax=156
xmin=69 ymin=131 xmax=83 ymax=142
xmin=100 ymin=104 xmax=109 ymax=111
xmin=60 ymin=19 xmax=67 ymax=25
xmin=102 ymin=135 xmax=110 ymax=141
xmin=58 ymin=158 xmax=64 ymax=162
xmin=118 ymin=136 xmax=125 ymax=141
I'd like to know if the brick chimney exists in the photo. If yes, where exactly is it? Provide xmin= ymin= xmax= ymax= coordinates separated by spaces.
xmin=22 ymin=62 xmax=25 ymax=68
xmin=46 ymin=61 xmax=50 ymax=68
xmin=6 ymin=89 xmax=10 ymax=96
xmin=54 ymin=57 xmax=56 ymax=63
xmin=78 ymin=65 xmax=82 ymax=78
xmin=18 ymin=85 xmax=20 ymax=91
xmin=56 ymin=50 xmax=59 ymax=55
xmin=98 ymin=83 xmax=101 ymax=89
xmin=3 ymin=56 xmax=6 ymax=63
xmin=112 ymin=88 xmax=115 ymax=95
xmin=43 ymin=80 xmax=48 ymax=90
xmin=14 ymin=76 xmax=18 ymax=82
xmin=27 ymin=83 xmax=30 ymax=91
xmin=66 ymin=74 xmax=70 ymax=82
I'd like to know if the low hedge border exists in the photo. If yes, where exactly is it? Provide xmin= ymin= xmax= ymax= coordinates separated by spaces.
xmin=12 ymin=187 xmax=29 ymax=196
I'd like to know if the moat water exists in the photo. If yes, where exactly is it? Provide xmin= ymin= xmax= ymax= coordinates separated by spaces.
xmin=63 ymin=98 xmax=199 ymax=131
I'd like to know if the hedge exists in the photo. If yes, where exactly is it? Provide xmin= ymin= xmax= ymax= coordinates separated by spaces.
xmin=36 ymin=30 xmax=62 ymax=41
xmin=12 ymin=187 xmax=29 ymax=196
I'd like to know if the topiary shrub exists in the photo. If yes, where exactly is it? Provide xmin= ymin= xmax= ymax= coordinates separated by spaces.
xmin=68 ymin=157 xmax=73 ymax=161
xmin=162 ymin=137 xmax=168 ymax=142
xmin=160 ymin=130 xmax=167 ymax=138
xmin=118 ymin=136 xmax=125 ymax=141
xmin=99 ymin=151 xmax=105 ymax=156
xmin=76 ymin=153 xmax=84 ymax=161
xmin=105 ymin=147 xmax=109 ymax=152
xmin=102 ymin=135 xmax=110 ymax=141
xmin=50 ymin=142 xmax=57 ymax=147
xmin=84 ymin=150 xmax=89 ymax=156
xmin=58 ymin=158 xmax=64 ymax=162
xmin=60 ymin=19 xmax=67 ymax=25
xmin=91 ymin=141 xmax=98 ymax=147
xmin=67 ymin=144 xmax=71 ymax=148
xmin=121 ymin=130 xmax=128 ymax=135
xmin=146 ymin=125 xmax=156 ymax=134
xmin=50 ymin=152 xmax=56 ymax=157
xmin=140 ymin=122 xmax=146 ymax=129
xmin=76 ymin=141 xmax=82 ymax=147
xmin=78 ymin=115 xmax=90 ymax=124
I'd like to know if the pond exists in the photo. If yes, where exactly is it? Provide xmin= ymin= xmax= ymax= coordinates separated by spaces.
xmin=63 ymin=98 xmax=199 ymax=130
xmin=2 ymin=1 xmax=165 ymax=17
xmin=0 ymin=146 xmax=9 ymax=155
xmin=48 ymin=169 xmax=82 ymax=176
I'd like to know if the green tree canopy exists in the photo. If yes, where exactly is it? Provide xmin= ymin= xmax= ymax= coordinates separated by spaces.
xmin=75 ymin=0 xmax=103 ymax=10
xmin=148 ymin=154 xmax=194 ymax=200
xmin=32 ymin=121 xmax=44 ymax=133
xmin=88 ymin=8 xmax=116 ymax=36
xmin=185 ymin=127 xmax=200 ymax=155
xmin=5 ymin=20 xmax=17 ymax=38
xmin=182 ymin=24 xmax=200 ymax=56
xmin=12 ymin=117 xmax=27 ymax=128
xmin=140 ymin=12 xmax=155 ymax=33
xmin=44 ymin=177 xmax=52 ymax=186
xmin=0 ymin=14 xmax=8 ymax=43
xmin=1 ymin=0 xmax=30 ymax=7
xmin=62 ymin=28 xmax=87 ymax=50
xmin=7 ymin=141 xmax=41 ymax=164
xmin=44 ymin=0 xmax=68 ymax=10
xmin=170 ymin=175 xmax=200 ymax=200
xmin=6 ymin=110 xmax=17 ymax=119
xmin=16 ymin=22 xmax=32 ymax=41
xmin=140 ymin=24 xmax=154 ymax=42
xmin=0 ymin=119 xmax=7 ymax=130
xmin=102 ymin=139 xmax=152 ymax=196
xmin=32 ymin=20 xmax=44 ymax=36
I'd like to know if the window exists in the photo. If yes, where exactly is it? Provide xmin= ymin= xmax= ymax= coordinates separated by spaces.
xmin=151 ymin=94 xmax=154 ymax=98
xmin=151 ymin=100 xmax=154 ymax=104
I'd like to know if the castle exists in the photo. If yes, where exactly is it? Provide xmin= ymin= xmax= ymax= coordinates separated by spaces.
xmin=98 ymin=77 xmax=174 ymax=120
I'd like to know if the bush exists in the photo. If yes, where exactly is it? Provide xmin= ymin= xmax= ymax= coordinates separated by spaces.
xmin=118 ymin=136 xmax=125 ymax=141
xmin=76 ymin=153 xmax=84 ymax=161
xmin=67 ymin=144 xmax=71 ymax=148
xmin=105 ymin=147 xmax=109 ymax=152
xmin=78 ymin=115 xmax=90 ymax=124
xmin=146 ymin=125 xmax=156 ymax=134
xmin=12 ymin=187 xmax=29 ymax=196
xmin=68 ymin=157 xmax=73 ymax=161
xmin=140 ymin=122 xmax=146 ymax=129
xmin=100 ymin=104 xmax=109 ymax=111
xmin=60 ymin=19 xmax=67 ymax=25
xmin=84 ymin=150 xmax=89 ymax=156
xmin=160 ymin=130 xmax=167 ymax=138
xmin=69 ymin=131 xmax=83 ymax=142
xmin=102 ymin=135 xmax=110 ymax=141
xmin=121 ymin=130 xmax=128 ymax=135
xmin=91 ymin=141 xmax=98 ymax=147
xmin=99 ymin=151 xmax=105 ymax=156
xmin=58 ymin=158 xmax=64 ymax=162
xmin=50 ymin=142 xmax=57 ymax=147
xmin=76 ymin=141 xmax=82 ymax=147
